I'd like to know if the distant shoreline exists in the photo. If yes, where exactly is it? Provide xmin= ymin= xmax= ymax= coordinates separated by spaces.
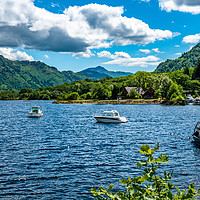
xmin=52 ymin=99 xmax=165 ymax=105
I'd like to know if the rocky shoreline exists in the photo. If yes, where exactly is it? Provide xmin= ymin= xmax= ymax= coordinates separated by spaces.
xmin=52 ymin=99 xmax=165 ymax=105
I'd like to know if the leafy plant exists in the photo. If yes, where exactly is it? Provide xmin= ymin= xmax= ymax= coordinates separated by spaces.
xmin=128 ymin=88 xmax=141 ymax=99
xmin=91 ymin=143 xmax=200 ymax=199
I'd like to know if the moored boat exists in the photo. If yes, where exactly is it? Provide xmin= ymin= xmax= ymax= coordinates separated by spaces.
xmin=193 ymin=122 xmax=200 ymax=145
xmin=185 ymin=94 xmax=194 ymax=104
xmin=94 ymin=110 xmax=128 ymax=123
xmin=28 ymin=106 xmax=43 ymax=118
xmin=194 ymin=97 xmax=200 ymax=105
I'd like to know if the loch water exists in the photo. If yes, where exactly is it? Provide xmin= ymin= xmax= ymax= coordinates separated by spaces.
xmin=0 ymin=100 xmax=200 ymax=199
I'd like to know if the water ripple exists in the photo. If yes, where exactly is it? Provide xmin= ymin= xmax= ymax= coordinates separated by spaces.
xmin=0 ymin=101 xmax=200 ymax=199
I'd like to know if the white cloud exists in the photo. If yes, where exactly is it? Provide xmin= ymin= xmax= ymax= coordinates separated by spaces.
xmin=175 ymin=52 xmax=182 ymax=56
xmin=175 ymin=45 xmax=180 ymax=47
xmin=189 ymin=45 xmax=194 ymax=51
xmin=173 ymin=32 xmax=181 ymax=37
xmin=159 ymin=0 xmax=200 ymax=14
xmin=152 ymin=48 xmax=164 ymax=53
xmin=97 ymin=51 xmax=112 ymax=58
xmin=0 ymin=48 xmax=34 ymax=61
xmin=98 ymin=50 xmax=161 ymax=67
xmin=97 ymin=51 xmax=131 ymax=59
xmin=0 ymin=0 xmax=173 ymax=55
xmin=139 ymin=49 xmax=151 ymax=54
xmin=73 ymin=50 xmax=95 ymax=58
xmin=182 ymin=33 xmax=200 ymax=44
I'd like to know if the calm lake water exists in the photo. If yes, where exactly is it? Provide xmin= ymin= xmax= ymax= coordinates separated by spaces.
xmin=0 ymin=100 xmax=200 ymax=199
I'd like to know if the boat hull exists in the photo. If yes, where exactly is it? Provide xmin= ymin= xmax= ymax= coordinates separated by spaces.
xmin=94 ymin=116 xmax=127 ymax=123
xmin=193 ymin=135 xmax=200 ymax=145
xmin=28 ymin=113 xmax=43 ymax=118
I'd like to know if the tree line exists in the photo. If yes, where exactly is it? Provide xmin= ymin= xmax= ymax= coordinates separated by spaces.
xmin=1 ymin=59 xmax=200 ymax=104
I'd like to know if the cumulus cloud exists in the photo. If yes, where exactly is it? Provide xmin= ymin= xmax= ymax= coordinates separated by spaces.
xmin=73 ymin=50 xmax=95 ymax=58
xmin=159 ymin=0 xmax=200 ymax=14
xmin=139 ymin=49 xmax=151 ymax=54
xmin=182 ymin=33 xmax=200 ymax=44
xmin=175 ymin=52 xmax=182 ymax=56
xmin=97 ymin=50 xmax=161 ymax=67
xmin=0 ymin=0 xmax=173 ymax=55
xmin=0 ymin=48 xmax=34 ymax=61
xmin=97 ymin=51 xmax=131 ymax=59
xmin=152 ymin=48 xmax=164 ymax=53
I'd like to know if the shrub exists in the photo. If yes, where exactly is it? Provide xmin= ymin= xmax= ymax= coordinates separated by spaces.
xmin=66 ymin=92 xmax=80 ymax=100
xmin=128 ymin=89 xmax=141 ymax=99
xmin=91 ymin=143 xmax=200 ymax=199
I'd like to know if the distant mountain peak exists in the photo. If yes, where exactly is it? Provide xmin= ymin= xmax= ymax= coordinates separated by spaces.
xmin=79 ymin=66 xmax=133 ymax=79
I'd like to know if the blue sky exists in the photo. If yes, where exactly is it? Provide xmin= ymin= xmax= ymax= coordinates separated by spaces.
xmin=0 ymin=0 xmax=200 ymax=73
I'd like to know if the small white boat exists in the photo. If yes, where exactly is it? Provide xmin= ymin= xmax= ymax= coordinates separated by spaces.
xmin=185 ymin=94 xmax=194 ymax=104
xmin=28 ymin=106 xmax=43 ymax=118
xmin=194 ymin=97 xmax=200 ymax=105
xmin=94 ymin=110 xmax=128 ymax=123
xmin=193 ymin=122 xmax=200 ymax=145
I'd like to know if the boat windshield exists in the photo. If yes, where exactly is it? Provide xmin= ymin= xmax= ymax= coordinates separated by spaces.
xmin=102 ymin=111 xmax=119 ymax=117
xmin=102 ymin=112 xmax=113 ymax=116
xmin=32 ymin=107 xmax=39 ymax=113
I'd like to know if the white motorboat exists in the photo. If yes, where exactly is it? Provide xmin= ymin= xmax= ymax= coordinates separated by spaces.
xmin=94 ymin=110 xmax=128 ymax=123
xmin=28 ymin=106 xmax=43 ymax=118
xmin=194 ymin=97 xmax=200 ymax=105
xmin=185 ymin=94 xmax=194 ymax=104
xmin=193 ymin=122 xmax=200 ymax=145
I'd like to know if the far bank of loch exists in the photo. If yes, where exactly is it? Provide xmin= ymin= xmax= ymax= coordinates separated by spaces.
xmin=52 ymin=99 xmax=165 ymax=105
xmin=52 ymin=99 xmax=186 ymax=105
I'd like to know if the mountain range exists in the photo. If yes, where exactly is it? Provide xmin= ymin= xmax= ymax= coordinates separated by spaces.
xmin=155 ymin=42 xmax=200 ymax=73
xmin=0 ymin=55 xmax=132 ymax=90
xmin=1 ymin=41 xmax=200 ymax=91
xmin=80 ymin=66 xmax=132 ymax=79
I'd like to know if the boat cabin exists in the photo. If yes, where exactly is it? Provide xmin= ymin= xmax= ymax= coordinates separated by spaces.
xmin=32 ymin=106 xmax=40 ymax=113
xmin=102 ymin=110 xmax=119 ymax=117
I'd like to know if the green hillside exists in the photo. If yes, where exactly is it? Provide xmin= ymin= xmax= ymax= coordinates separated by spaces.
xmin=0 ymin=56 xmax=134 ymax=91
xmin=0 ymin=55 xmax=86 ymax=90
xmin=155 ymin=42 xmax=200 ymax=73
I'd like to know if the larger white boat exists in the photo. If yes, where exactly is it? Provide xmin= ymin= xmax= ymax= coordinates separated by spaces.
xmin=28 ymin=106 xmax=43 ymax=118
xmin=94 ymin=110 xmax=128 ymax=123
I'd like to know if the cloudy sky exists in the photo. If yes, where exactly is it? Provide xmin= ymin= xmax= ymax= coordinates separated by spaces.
xmin=0 ymin=0 xmax=200 ymax=73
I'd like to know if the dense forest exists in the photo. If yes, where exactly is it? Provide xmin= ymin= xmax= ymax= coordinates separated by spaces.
xmin=0 ymin=55 xmax=132 ymax=90
xmin=0 ymin=55 xmax=86 ymax=90
xmin=155 ymin=42 xmax=200 ymax=73
xmin=1 ymin=59 xmax=200 ymax=104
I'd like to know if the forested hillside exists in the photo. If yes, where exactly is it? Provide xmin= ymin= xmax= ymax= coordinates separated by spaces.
xmin=155 ymin=42 xmax=200 ymax=73
xmin=0 ymin=56 xmax=133 ymax=90
xmin=0 ymin=55 xmax=86 ymax=90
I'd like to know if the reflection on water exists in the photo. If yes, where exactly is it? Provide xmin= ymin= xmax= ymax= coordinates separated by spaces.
xmin=0 ymin=101 xmax=200 ymax=199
